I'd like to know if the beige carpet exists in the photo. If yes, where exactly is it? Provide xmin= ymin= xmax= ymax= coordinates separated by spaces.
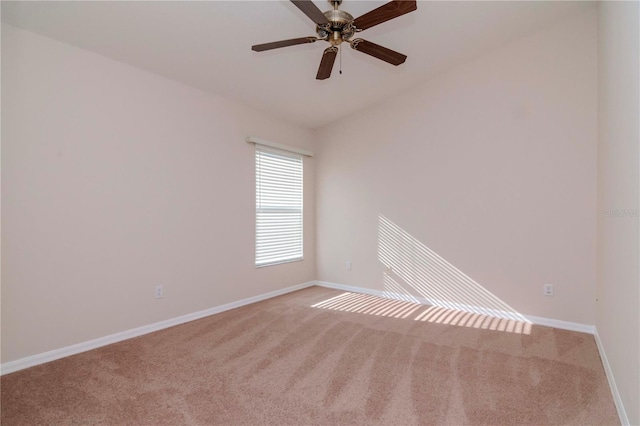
xmin=1 ymin=286 xmax=619 ymax=425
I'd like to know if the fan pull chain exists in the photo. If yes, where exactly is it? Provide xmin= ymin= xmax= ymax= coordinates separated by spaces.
xmin=339 ymin=44 xmax=342 ymax=75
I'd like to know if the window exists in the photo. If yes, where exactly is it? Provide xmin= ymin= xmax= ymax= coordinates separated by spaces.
xmin=255 ymin=147 xmax=303 ymax=267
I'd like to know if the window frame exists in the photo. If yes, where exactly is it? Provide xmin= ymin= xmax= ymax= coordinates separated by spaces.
xmin=254 ymin=146 xmax=304 ymax=268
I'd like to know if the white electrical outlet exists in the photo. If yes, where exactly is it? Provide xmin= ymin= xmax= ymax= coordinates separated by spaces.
xmin=544 ymin=284 xmax=554 ymax=296
xmin=346 ymin=261 xmax=352 ymax=271
xmin=155 ymin=285 xmax=164 ymax=299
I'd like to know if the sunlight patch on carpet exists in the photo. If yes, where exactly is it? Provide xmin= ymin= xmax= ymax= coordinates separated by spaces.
xmin=312 ymin=292 xmax=531 ymax=334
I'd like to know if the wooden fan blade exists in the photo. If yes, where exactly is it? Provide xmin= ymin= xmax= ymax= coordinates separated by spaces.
xmin=291 ymin=0 xmax=329 ymax=25
xmin=316 ymin=47 xmax=338 ymax=80
xmin=252 ymin=37 xmax=318 ymax=52
xmin=353 ymin=0 xmax=417 ymax=31
xmin=351 ymin=39 xmax=407 ymax=65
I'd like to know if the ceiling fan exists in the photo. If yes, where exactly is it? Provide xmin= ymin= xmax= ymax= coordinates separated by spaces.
xmin=251 ymin=0 xmax=417 ymax=80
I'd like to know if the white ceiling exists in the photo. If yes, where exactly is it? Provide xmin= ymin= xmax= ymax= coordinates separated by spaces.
xmin=2 ymin=1 xmax=595 ymax=129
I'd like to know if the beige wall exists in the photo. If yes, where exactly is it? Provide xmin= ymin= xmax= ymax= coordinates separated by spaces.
xmin=315 ymin=9 xmax=598 ymax=325
xmin=596 ymin=2 xmax=640 ymax=425
xmin=1 ymin=25 xmax=316 ymax=363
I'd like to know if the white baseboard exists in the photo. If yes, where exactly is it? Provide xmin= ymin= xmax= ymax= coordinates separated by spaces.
xmin=314 ymin=280 xmax=595 ymax=334
xmin=524 ymin=314 xmax=595 ymax=334
xmin=315 ymin=280 xmax=382 ymax=296
xmin=594 ymin=328 xmax=630 ymax=426
xmin=1 ymin=281 xmax=315 ymax=376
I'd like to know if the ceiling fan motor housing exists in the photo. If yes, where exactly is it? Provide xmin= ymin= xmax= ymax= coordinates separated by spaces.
xmin=317 ymin=9 xmax=355 ymax=45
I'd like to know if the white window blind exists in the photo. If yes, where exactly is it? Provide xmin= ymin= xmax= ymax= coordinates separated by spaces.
xmin=255 ymin=147 xmax=303 ymax=267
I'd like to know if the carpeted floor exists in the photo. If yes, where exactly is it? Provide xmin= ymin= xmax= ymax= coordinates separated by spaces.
xmin=1 ymin=286 xmax=619 ymax=425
